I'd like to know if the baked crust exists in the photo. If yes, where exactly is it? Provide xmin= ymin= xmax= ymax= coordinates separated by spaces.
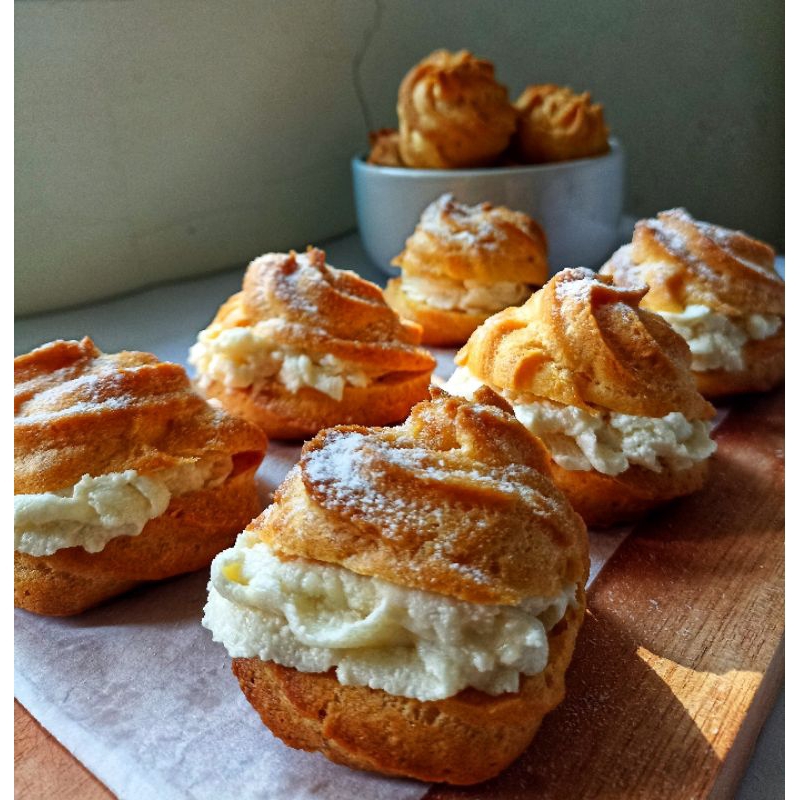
xmin=366 ymin=128 xmax=404 ymax=167
xmin=397 ymin=50 xmax=517 ymax=169
xmin=231 ymin=595 xmax=584 ymax=785
xmin=514 ymin=84 xmax=609 ymax=164
xmin=456 ymin=268 xmax=714 ymax=420
xmin=384 ymin=277 xmax=488 ymax=346
xmin=191 ymin=248 xmax=436 ymax=439
xmin=547 ymin=459 xmax=709 ymax=529
xmin=15 ymin=467 xmax=262 ymax=616
xmin=200 ymin=369 xmax=434 ymax=440
xmin=14 ymin=337 xmax=267 ymax=615
xmin=258 ymin=388 xmax=589 ymax=605
xmin=600 ymin=208 xmax=785 ymax=397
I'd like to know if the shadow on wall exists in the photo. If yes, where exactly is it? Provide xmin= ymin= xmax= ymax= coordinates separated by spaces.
xmin=15 ymin=0 xmax=783 ymax=314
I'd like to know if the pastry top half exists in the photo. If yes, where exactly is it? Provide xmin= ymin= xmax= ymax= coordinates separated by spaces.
xmin=14 ymin=337 xmax=267 ymax=496
xmin=456 ymin=267 xmax=714 ymax=421
xmin=392 ymin=193 xmax=548 ymax=285
xmin=601 ymin=208 xmax=784 ymax=317
xmin=257 ymin=388 xmax=588 ymax=605
xmin=190 ymin=248 xmax=436 ymax=394
xmin=514 ymin=84 xmax=609 ymax=163
xmin=397 ymin=49 xmax=517 ymax=169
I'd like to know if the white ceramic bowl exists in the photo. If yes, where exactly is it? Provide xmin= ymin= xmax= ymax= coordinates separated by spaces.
xmin=352 ymin=138 xmax=625 ymax=276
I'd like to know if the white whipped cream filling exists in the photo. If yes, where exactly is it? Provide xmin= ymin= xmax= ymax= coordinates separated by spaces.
xmin=445 ymin=367 xmax=715 ymax=476
xmin=203 ymin=532 xmax=577 ymax=702
xmin=657 ymin=304 xmax=782 ymax=372
xmin=402 ymin=275 xmax=532 ymax=314
xmin=15 ymin=456 xmax=232 ymax=557
xmin=189 ymin=320 xmax=371 ymax=401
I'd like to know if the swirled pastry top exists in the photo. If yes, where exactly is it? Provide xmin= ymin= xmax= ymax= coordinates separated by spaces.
xmin=456 ymin=268 xmax=714 ymax=420
xmin=397 ymin=50 xmax=517 ymax=169
xmin=14 ymin=338 xmax=266 ymax=495
xmin=391 ymin=194 xmax=548 ymax=285
xmin=193 ymin=248 xmax=436 ymax=378
xmin=514 ymin=84 xmax=609 ymax=163
xmin=600 ymin=208 xmax=784 ymax=317
xmin=257 ymin=388 xmax=588 ymax=605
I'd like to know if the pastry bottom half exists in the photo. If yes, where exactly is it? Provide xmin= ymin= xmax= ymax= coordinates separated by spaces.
xmin=201 ymin=371 xmax=432 ymax=440
xmin=693 ymin=332 xmax=784 ymax=399
xmin=231 ymin=594 xmax=585 ymax=785
xmin=14 ymin=466 xmax=263 ymax=616
xmin=384 ymin=278 xmax=489 ymax=347
xmin=548 ymin=458 xmax=709 ymax=528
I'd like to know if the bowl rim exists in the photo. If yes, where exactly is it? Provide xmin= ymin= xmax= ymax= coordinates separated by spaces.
xmin=352 ymin=137 xmax=623 ymax=177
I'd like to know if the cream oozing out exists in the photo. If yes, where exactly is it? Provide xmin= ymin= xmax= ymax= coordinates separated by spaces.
xmin=401 ymin=275 xmax=533 ymax=314
xmin=189 ymin=319 xmax=371 ymax=401
xmin=14 ymin=455 xmax=232 ymax=557
xmin=444 ymin=367 xmax=716 ymax=476
xmin=203 ymin=532 xmax=577 ymax=702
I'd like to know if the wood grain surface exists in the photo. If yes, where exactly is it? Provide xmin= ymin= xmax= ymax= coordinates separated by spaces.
xmin=14 ymin=389 xmax=784 ymax=800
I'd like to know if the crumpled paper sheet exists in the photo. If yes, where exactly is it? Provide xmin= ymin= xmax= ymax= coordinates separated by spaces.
xmin=14 ymin=348 xmax=631 ymax=800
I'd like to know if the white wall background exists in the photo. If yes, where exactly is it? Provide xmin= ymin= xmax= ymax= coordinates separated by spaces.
xmin=15 ymin=0 xmax=783 ymax=314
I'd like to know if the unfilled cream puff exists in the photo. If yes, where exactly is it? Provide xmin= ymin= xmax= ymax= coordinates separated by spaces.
xmin=14 ymin=337 xmax=266 ymax=616
xmin=446 ymin=268 xmax=717 ymax=527
xmin=514 ymin=84 xmax=609 ymax=163
xmin=397 ymin=49 xmax=517 ymax=169
xmin=189 ymin=248 xmax=436 ymax=439
xmin=385 ymin=194 xmax=548 ymax=346
xmin=203 ymin=388 xmax=588 ymax=784
xmin=600 ymin=208 xmax=784 ymax=398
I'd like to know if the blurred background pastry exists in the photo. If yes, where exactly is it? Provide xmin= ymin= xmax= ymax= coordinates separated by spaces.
xmin=385 ymin=193 xmax=548 ymax=346
xmin=203 ymin=388 xmax=588 ymax=784
xmin=446 ymin=268 xmax=717 ymax=527
xmin=189 ymin=247 xmax=436 ymax=438
xmin=14 ymin=337 xmax=266 ymax=616
xmin=600 ymin=208 xmax=784 ymax=397
xmin=513 ymin=84 xmax=610 ymax=163
xmin=397 ymin=49 xmax=517 ymax=169
xmin=366 ymin=128 xmax=404 ymax=167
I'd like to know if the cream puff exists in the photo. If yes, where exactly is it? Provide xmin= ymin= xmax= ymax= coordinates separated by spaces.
xmin=513 ymin=84 xmax=609 ymax=163
xmin=446 ymin=268 xmax=717 ymax=527
xmin=14 ymin=337 xmax=267 ymax=616
xmin=366 ymin=128 xmax=404 ymax=167
xmin=385 ymin=194 xmax=548 ymax=346
xmin=600 ymin=208 xmax=784 ymax=397
xmin=397 ymin=49 xmax=517 ymax=169
xmin=189 ymin=248 xmax=436 ymax=439
xmin=203 ymin=388 xmax=589 ymax=784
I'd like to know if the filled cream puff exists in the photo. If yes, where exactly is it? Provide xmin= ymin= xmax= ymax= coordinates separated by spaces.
xmin=14 ymin=337 xmax=266 ymax=616
xmin=397 ymin=49 xmax=517 ymax=169
xmin=189 ymin=248 xmax=436 ymax=439
xmin=385 ymin=194 xmax=548 ymax=346
xmin=513 ymin=84 xmax=609 ymax=163
xmin=600 ymin=208 xmax=784 ymax=397
xmin=446 ymin=268 xmax=717 ymax=527
xmin=203 ymin=388 xmax=588 ymax=784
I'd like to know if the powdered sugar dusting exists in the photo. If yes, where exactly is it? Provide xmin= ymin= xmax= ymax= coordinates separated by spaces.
xmin=418 ymin=193 xmax=501 ymax=249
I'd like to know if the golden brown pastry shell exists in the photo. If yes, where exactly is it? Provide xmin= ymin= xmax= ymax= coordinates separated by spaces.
xmin=397 ymin=50 xmax=517 ymax=169
xmin=384 ymin=277 xmax=489 ymax=347
xmin=547 ymin=459 xmax=709 ymax=529
xmin=693 ymin=330 xmax=785 ymax=399
xmin=15 ymin=466 xmax=262 ymax=616
xmin=200 ymin=370 xmax=433 ymax=440
xmin=231 ymin=593 xmax=584 ymax=785
xmin=514 ymin=84 xmax=609 ymax=164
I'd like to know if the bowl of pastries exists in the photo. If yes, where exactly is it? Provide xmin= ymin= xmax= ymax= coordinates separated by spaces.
xmin=352 ymin=49 xmax=625 ymax=275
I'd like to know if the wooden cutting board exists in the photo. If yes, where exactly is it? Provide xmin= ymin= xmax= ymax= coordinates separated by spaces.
xmin=14 ymin=388 xmax=785 ymax=800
